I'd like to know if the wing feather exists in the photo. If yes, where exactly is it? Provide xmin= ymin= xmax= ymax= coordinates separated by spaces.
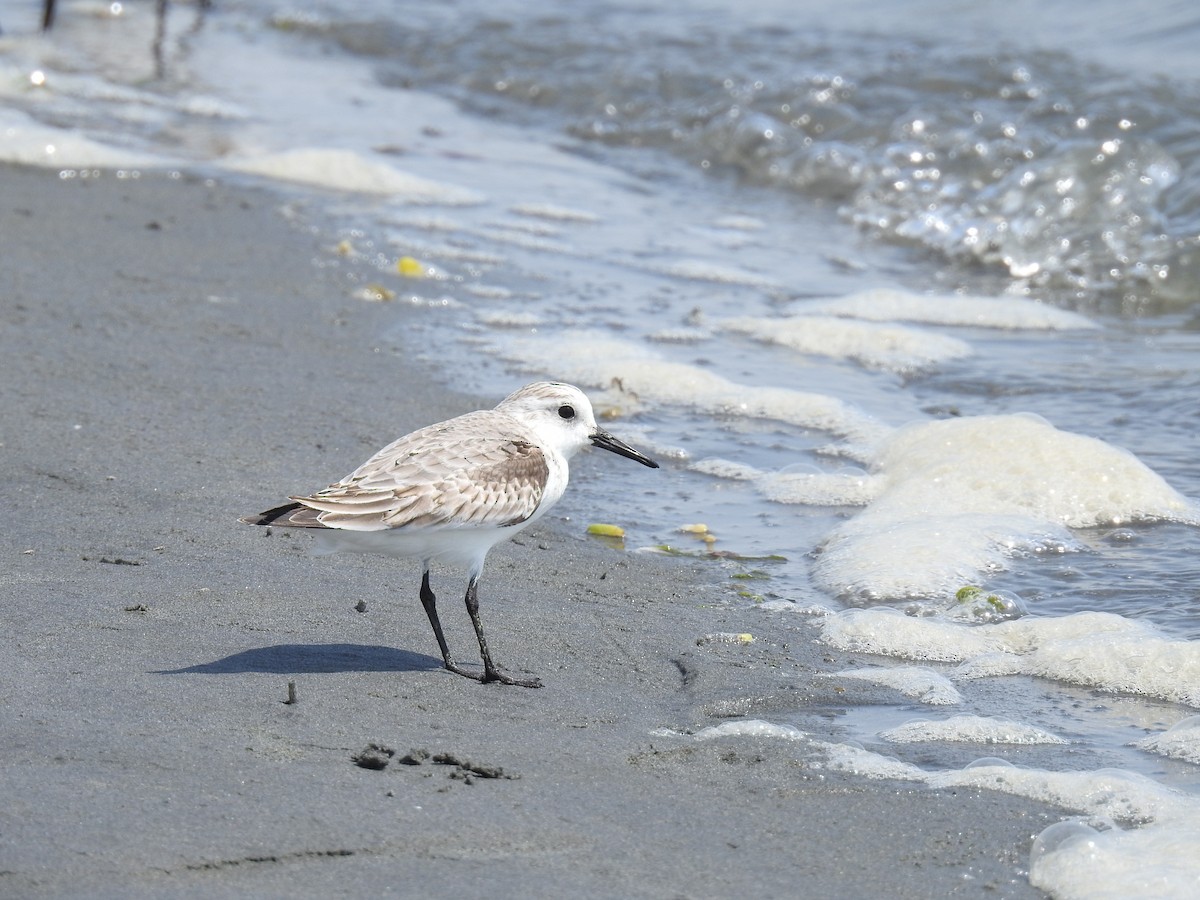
xmin=287 ymin=410 xmax=550 ymax=532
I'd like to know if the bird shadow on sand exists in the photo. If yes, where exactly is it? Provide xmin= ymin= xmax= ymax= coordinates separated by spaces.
xmin=155 ymin=643 xmax=442 ymax=675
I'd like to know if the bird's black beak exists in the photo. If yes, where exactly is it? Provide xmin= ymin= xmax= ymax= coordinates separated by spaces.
xmin=590 ymin=430 xmax=659 ymax=468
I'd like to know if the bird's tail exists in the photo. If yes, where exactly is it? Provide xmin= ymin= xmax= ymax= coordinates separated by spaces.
xmin=239 ymin=502 xmax=325 ymax=528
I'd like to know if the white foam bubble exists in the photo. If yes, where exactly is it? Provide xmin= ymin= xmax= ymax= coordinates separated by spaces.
xmin=480 ymin=226 xmax=573 ymax=254
xmin=816 ymin=743 xmax=1186 ymax=822
xmin=713 ymin=214 xmax=766 ymax=231
xmin=223 ymin=148 xmax=485 ymax=204
xmin=818 ymin=608 xmax=1200 ymax=708
xmin=653 ymin=258 xmax=781 ymax=289
xmin=689 ymin=458 xmax=761 ymax=481
xmin=829 ymin=665 xmax=963 ymax=705
xmin=485 ymin=217 xmax=563 ymax=237
xmin=0 ymin=109 xmax=167 ymax=168
xmin=803 ymin=288 xmax=1099 ymax=330
xmin=934 ymin=763 xmax=1185 ymax=824
xmin=511 ymin=202 xmax=599 ymax=223
xmin=959 ymin=614 xmax=1200 ymax=708
xmin=1030 ymin=817 xmax=1200 ymax=900
xmin=691 ymin=458 xmax=882 ymax=507
xmin=673 ymin=720 xmax=1200 ymax=895
xmin=722 ymin=314 xmax=972 ymax=372
xmin=477 ymin=310 xmax=541 ymax=328
xmin=880 ymin=415 xmax=1194 ymax=527
xmin=880 ymin=714 xmax=1068 ymax=744
xmin=815 ymin=741 xmax=925 ymax=781
xmin=646 ymin=327 xmax=712 ymax=344
xmin=757 ymin=468 xmax=882 ymax=507
xmin=463 ymin=285 xmax=515 ymax=300
xmin=499 ymin=332 xmax=890 ymax=447
xmin=812 ymin=413 xmax=1199 ymax=599
xmin=814 ymin=742 xmax=1200 ymax=897
xmin=821 ymin=608 xmax=1008 ymax=662
xmin=386 ymin=214 xmax=465 ymax=233
xmin=758 ymin=598 xmax=835 ymax=616
xmin=690 ymin=720 xmax=809 ymax=742
xmin=1132 ymin=716 xmax=1200 ymax=765
xmin=816 ymin=512 xmax=1073 ymax=601
xmin=387 ymin=237 xmax=506 ymax=266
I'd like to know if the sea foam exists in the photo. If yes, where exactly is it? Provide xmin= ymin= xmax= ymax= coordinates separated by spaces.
xmin=812 ymin=413 xmax=1199 ymax=599
xmin=818 ymin=608 xmax=1200 ymax=708
xmin=815 ymin=742 xmax=1200 ymax=900
xmin=499 ymin=332 xmax=890 ymax=447
xmin=827 ymin=665 xmax=962 ymax=705
xmin=721 ymin=313 xmax=972 ymax=372
xmin=0 ymin=109 xmax=167 ymax=168
xmin=675 ymin=718 xmax=1200 ymax=897
xmin=879 ymin=714 xmax=1068 ymax=745
xmin=801 ymin=288 xmax=1099 ymax=331
xmin=1132 ymin=716 xmax=1200 ymax=765
xmin=224 ymin=148 xmax=485 ymax=204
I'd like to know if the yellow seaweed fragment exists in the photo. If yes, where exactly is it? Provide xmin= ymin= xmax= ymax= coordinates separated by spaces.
xmin=397 ymin=256 xmax=425 ymax=277
xmin=587 ymin=523 xmax=626 ymax=538
xmin=680 ymin=522 xmax=717 ymax=545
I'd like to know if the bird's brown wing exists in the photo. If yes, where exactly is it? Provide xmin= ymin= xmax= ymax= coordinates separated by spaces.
xmin=278 ymin=410 xmax=550 ymax=532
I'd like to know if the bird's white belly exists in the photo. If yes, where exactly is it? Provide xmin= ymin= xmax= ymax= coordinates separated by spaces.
xmin=311 ymin=518 xmax=535 ymax=571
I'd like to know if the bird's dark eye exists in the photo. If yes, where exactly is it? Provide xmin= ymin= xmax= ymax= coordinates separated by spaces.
xmin=558 ymin=404 xmax=576 ymax=420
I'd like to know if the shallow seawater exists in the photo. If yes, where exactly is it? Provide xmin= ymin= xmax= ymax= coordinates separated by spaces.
xmin=5 ymin=0 xmax=1200 ymax=894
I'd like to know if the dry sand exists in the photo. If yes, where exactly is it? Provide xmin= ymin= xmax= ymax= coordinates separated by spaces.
xmin=0 ymin=164 xmax=1059 ymax=897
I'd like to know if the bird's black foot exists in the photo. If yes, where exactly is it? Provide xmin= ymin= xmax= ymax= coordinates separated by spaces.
xmin=427 ymin=575 xmax=543 ymax=688
xmin=483 ymin=668 xmax=543 ymax=689
xmin=441 ymin=660 xmax=541 ymax=688
xmin=442 ymin=660 xmax=487 ymax=683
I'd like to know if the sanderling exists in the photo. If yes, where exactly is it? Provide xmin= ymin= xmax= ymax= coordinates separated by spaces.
xmin=241 ymin=381 xmax=659 ymax=688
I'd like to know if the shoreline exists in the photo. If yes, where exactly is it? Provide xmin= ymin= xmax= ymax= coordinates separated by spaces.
xmin=0 ymin=163 xmax=1058 ymax=897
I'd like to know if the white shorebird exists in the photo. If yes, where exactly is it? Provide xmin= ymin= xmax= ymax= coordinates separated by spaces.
xmin=242 ymin=382 xmax=659 ymax=687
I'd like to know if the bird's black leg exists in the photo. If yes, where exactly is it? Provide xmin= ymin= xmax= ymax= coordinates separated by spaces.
xmin=463 ymin=576 xmax=542 ymax=688
xmin=419 ymin=571 xmax=484 ymax=682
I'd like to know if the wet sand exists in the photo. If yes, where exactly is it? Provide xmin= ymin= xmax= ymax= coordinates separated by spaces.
xmin=0 ymin=164 xmax=1058 ymax=897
